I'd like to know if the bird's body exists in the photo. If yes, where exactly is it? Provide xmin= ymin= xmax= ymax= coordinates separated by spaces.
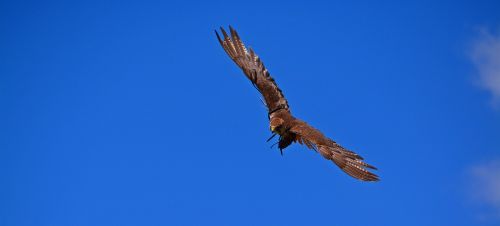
xmin=216 ymin=26 xmax=379 ymax=181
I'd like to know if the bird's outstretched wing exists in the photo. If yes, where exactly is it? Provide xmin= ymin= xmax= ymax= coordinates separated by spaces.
xmin=291 ymin=120 xmax=379 ymax=181
xmin=215 ymin=26 xmax=289 ymax=115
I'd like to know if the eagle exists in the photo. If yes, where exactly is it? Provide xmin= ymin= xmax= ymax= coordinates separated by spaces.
xmin=215 ymin=26 xmax=379 ymax=181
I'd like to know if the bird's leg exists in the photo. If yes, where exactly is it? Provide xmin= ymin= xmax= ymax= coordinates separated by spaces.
xmin=271 ymin=143 xmax=284 ymax=156
xmin=266 ymin=133 xmax=277 ymax=142
xmin=269 ymin=134 xmax=285 ymax=156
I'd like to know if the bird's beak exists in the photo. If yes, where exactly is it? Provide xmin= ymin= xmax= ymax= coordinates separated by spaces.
xmin=270 ymin=126 xmax=275 ymax=132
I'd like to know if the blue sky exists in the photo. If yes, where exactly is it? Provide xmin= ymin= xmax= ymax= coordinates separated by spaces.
xmin=1 ymin=0 xmax=500 ymax=225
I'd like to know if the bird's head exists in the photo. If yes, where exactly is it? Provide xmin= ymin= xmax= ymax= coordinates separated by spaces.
xmin=270 ymin=117 xmax=285 ymax=133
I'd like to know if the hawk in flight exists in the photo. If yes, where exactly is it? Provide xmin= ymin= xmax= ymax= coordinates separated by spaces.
xmin=215 ymin=26 xmax=379 ymax=181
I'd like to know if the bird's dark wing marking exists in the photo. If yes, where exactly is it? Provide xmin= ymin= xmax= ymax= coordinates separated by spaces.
xmin=215 ymin=26 xmax=289 ymax=115
xmin=290 ymin=120 xmax=379 ymax=181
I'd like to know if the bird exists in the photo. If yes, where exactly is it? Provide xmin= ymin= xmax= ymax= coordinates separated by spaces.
xmin=215 ymin=26 xmax=379 ymax=182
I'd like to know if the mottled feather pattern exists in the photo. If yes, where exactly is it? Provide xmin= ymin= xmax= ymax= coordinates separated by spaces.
xmin=216 ymin=26 xmax=379 ymax=181
xmin=291 ymin=121 xmax=379 ymax=181
xmin=318 ymin=144 xmax=378 ymax=181
xmin=215 ymin=26 xmax=289 ymax=114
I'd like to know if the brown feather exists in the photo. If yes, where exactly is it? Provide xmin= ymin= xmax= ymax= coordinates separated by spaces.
xmin=216 ymin=26 xmax=379 ymax=182
xmin=290 ymin=120 xmax=379 ymax=182
xmin=215 ymin=27 xmax=289 ymax=115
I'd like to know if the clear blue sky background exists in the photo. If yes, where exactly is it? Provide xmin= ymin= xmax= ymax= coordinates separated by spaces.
xmin=2 ymin=1 xmax=500 ymax=226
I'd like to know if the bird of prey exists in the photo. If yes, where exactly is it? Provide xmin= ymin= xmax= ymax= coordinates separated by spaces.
xmin=215 ymin=26 xmax=379 ymax=181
